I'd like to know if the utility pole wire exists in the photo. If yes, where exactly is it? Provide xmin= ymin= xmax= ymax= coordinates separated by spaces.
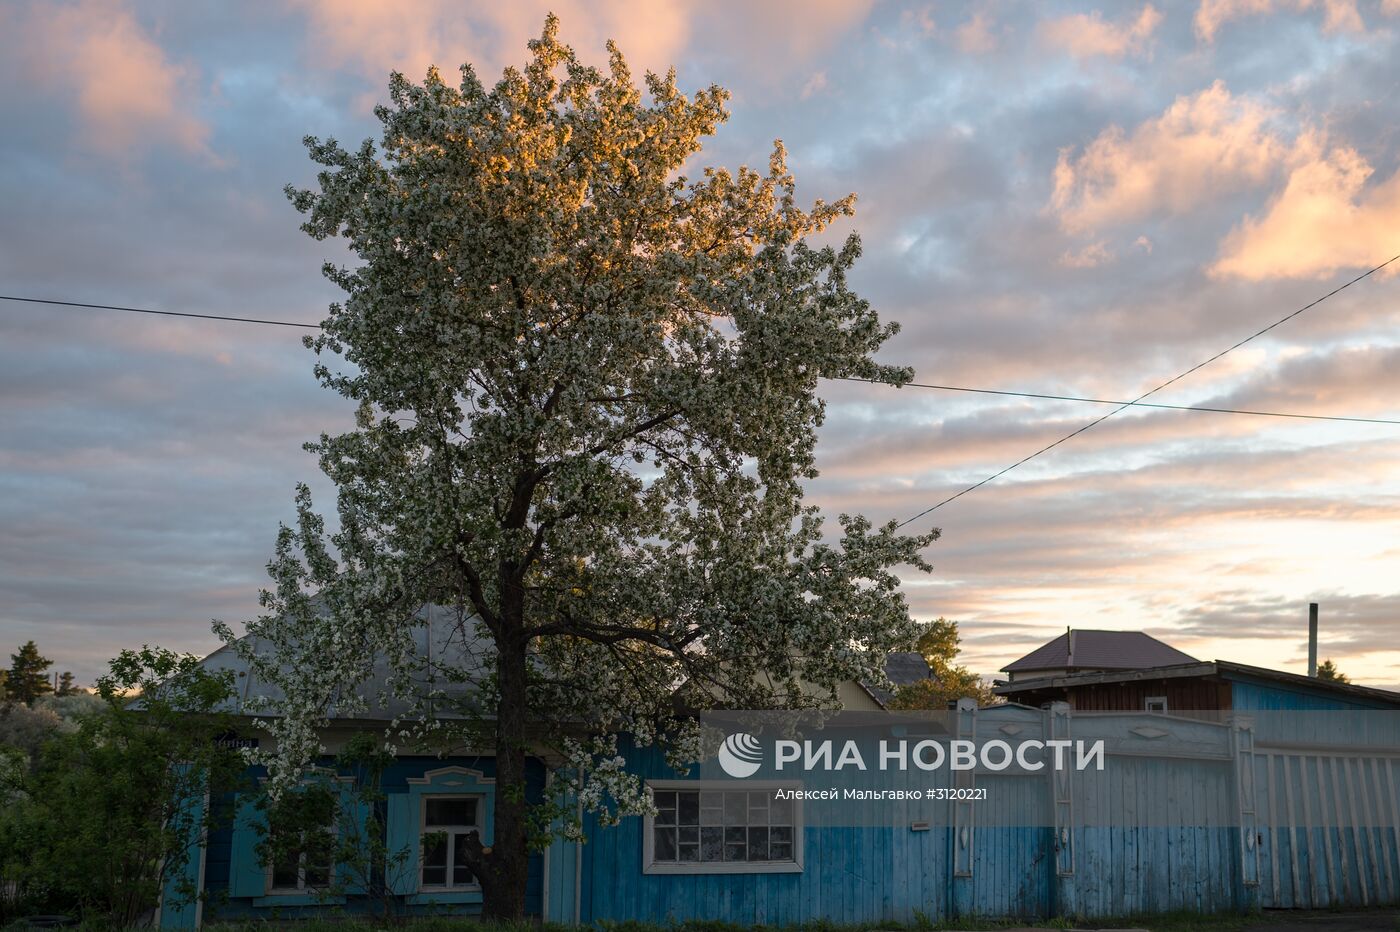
xmin=894 ymin=251 xmax=1400 ymax=528
xmin=0 ymin=294 xmax=321 ymax=329
xmin=834 ymin=377 xmax=1400 ymax=426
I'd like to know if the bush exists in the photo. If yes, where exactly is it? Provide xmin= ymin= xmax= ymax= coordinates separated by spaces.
xmin=0 ymin=647 xmax=247 ymax=926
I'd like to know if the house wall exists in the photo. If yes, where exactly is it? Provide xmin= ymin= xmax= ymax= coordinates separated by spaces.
xmin=197 ymin=756 xmax=546 ymax=924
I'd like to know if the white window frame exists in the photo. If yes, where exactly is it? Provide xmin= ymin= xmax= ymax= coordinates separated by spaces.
xmin=642 ymin=780 xmax=804 ymax=875
xmin=1145 ymin=695 xmax=1168 ymax=714
xmin=265 ymin=807 xmax=338 ymax=894
xmin=263 ymin=771 xmax=347 ymax=895
xmin=419 ymin=793 xmax=484 ymax=892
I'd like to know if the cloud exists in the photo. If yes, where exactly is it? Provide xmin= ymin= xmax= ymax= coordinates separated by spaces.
xmin=801 ymin=71 xmax=829 ymax=100
xmin=1059 ymin=240 xmax=1115 ymax=268
xmin=290 ymin=0 xmax=876 ymax=97
xmin=1211 ymin=136 xmax=1400 ymax=280
xmin=1040 ymin=5 xmax=1163 ymax=59
xmin=290 ymin=0 xmax=691 ymax=88
xmin=3 ymin=0 xmax=212 ymax=159
xmin=1194 ymin=0 xmax=1364 ymax=42
xmin=955 ymin=11 xmax=999 ymax=53
xmin=1050 ymin=81 xmax=1284 ymax=232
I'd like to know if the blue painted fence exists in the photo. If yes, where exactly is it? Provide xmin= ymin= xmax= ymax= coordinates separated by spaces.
xmin=552 ymin=702 xmax=1400 ymax=924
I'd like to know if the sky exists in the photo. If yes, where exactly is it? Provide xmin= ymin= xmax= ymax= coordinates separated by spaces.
xmin=1 ymin=0 xmax=1399 ymax=690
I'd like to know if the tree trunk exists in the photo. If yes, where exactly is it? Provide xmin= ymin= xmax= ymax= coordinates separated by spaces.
xmin=481 ymin=627 xmax=530 ymax=920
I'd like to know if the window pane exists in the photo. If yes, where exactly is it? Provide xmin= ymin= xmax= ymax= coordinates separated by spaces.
xmin=771 ymin=795 xmax=793 ymax=825
xmin=724 ymin=826 xmax=747 ymax=860
xmin=272 ymin=860 xmax=300 ymax=890
xmin=723 ymin=792 xmax=746 ymax=826
xmin=653 ymin=791 xmax=675 ymax=810
xmin=747 ymin=826 xmax=770 ymax=861
xmin=304 ymin=861 xmax=330 ymax=887
xmin=422 ymin=833 xmax=447 ymax=867
xmin=678 ymin=843 xmax=699 ymax=862
xmin=678 ymin=826 xmax=698 ymax=845
xmin=748 ymin=791 xmax=769 ymax=822
xmin=771 ymin=826 xmax=793 ymax=861
xmin=452 ymin=833 xmax=476 ymax=886
xmin=422 ymin=865 xmax=446 ymax=886
xmin=700 ymin=827 xmax=723 ymax=861
xmin=426 ymin=798 xmax=475 ymax=827
xmin=653 ymin=826 xmax=676 ymax=861
xmin=677 ymin=791 xmax=699 ymax=826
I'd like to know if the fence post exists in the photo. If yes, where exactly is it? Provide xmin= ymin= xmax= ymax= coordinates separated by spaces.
xmin=1230 ymin=714 xmax=1261 ymax=911
xmin=949 ymin=698 xmax=977 ymax=917
xmin=1047 ymin=701 xmax=1075 ymax=916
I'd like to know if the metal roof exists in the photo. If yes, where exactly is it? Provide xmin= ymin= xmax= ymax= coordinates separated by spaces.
xmin=863 ymin=651 xmax=934 ymax=706
xmin=993 ymin=659 xmax=1400 ymax=708
xmin=1001 ymin=629 xmax=1198 ymax=673
xmin=202 ymin=604 xmax=492 ymax=721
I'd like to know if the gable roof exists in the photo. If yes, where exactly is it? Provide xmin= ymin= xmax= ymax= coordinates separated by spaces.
xmin=863 ymin=651 xmax=933 ymax=706
xmin=1001 ymin=629 xmax=1198 ymax=674
xmin=202 ymin=604 xmax=492 ymax=721
xmin=993 ymin=659 xmax=1400 ymax=709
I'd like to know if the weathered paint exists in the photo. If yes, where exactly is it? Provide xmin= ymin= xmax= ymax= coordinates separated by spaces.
xmin=164 ymin=689 xmax=1399 ymax=928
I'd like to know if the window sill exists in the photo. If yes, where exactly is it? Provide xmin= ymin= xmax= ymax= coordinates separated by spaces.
xmin=643 ymin=861 xmax=803 ymax=875
xmin=252 ymin=893 xmax=347 ymax=907
xmin=406 ymin=889 xmax=483 ymax=905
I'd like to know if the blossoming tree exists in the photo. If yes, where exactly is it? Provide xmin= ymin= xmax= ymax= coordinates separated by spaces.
xmin=224 ymin=17 xmax=936 ymax=919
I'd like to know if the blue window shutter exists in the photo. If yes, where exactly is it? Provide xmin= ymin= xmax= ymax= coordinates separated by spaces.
xmin=385 ymin=793 xmax=418 ymax=895
xmin=227 ymin=795 xmax=267 ymax=898
xmin=337 ymin=796 xmax=373 ymax=895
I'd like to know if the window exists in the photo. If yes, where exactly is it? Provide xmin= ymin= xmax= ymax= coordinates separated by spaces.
xmin=1145 ymin=696 xmax=1168 ymax=714
xmin=643 ymin=782 xmax=802 ymax=874
xmin=266 ymin=815 xmax=335 ymax=893
xmin=420 ymin=796 xmax=481 ymax=890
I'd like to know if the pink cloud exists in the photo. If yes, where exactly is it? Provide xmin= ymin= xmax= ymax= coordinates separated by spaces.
xmin=1211 ymin=135 xmax=1400 ymax=280
xmin=954 ymin=11 xmax=999 ymax=54
xmin=1040 ymin=4 xmax=1163 ymax=60
xmin=9 ymin=0 xmax=212 ymax=159
xmin=1050 ymin=81 xmax=1284 ymax=233
xmin=290 ymin=0 xmax=875 ymax=97
xmin=1195 ymin=0 xmax=1364 ymax=42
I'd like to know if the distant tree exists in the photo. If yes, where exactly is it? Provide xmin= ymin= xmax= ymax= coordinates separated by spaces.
xmin=0 ymin=701 xmax=66 ymax=760
xmin=0 ymin=669 xmax=8 ymax=702
xmin=56 ymin=671 xmax=77 ymax=696
xmin=888 ymin=618 xmax=999 ymax=709
xmin=1316 ymin=659 xmax=1350 ymax=683
xmin=7 ymin=641 xmax=53 ymax=705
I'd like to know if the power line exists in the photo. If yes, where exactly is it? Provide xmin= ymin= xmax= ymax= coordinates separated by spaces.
xmin=0 ymin=294 xmax=321 ymax=329
xmin=835 ymin=377 xmax=1400 ymax=426
xmin=895 ymin=251 xmax=1400 ymax=528
xmin=3 ymin=283 xmax=1398 ymax=435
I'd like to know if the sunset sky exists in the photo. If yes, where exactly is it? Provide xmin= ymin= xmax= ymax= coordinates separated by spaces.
xmin=2 ymin=0 xmax=1398 ymax=689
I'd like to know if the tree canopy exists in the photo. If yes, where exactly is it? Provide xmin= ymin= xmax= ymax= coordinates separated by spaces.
xmin=7 ymin=641 xmax=53 ymax=706
xmin=222 ymin=17 xmax=935 ymax=918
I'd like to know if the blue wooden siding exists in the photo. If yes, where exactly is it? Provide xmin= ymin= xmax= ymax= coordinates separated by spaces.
xmin=199 ymin=756 xmax=546 ymax=924
xmin=168 ymin=687 xmax=1398 ymax=928
xmin=574 ymin=703 xmax=1398 ymax=925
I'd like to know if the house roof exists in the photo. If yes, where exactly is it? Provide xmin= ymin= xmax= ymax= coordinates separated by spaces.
xmin=201 ymin=606 xmax=922 ymax=719
xmin=1001 ymin=629 xmax=1198 ymax=673
xmin=202 ymin=603 xmax=492 ymax=721
xmin=993 ymin=659 xmax=1400 ymax=709
xmin=863 ymin=651 xmax=934 ymax=706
